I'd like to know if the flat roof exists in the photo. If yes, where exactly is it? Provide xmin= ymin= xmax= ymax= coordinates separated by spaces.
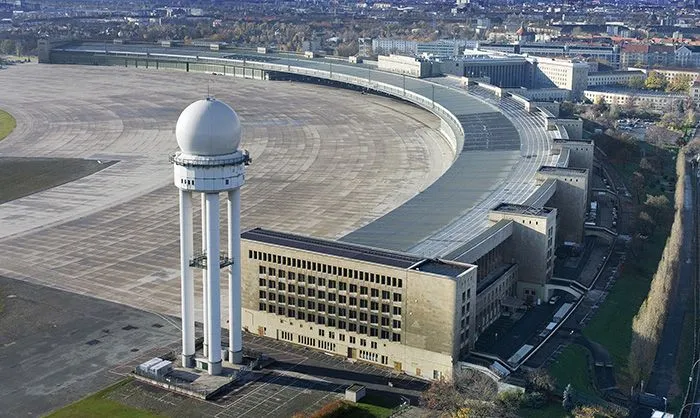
xmin=538 ymin=166 xmax=587 ymax=174
xmin=553 ymin=137 xmax=593 ymax=144
xmin=242 ymin=228 xmax=421 ymax=269
xmin=492 ymin=203 xmax=553 ymax=216
xmin=584 ymin=87 xmax=687 ymax=97
xmin=443 ymin=219 xmax=513 ymax=263
xmin=242 ymin=228 xmax=473 ymax=277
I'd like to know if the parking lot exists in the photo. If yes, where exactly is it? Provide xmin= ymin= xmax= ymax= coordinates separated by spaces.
xmin=105 ymin=334 xmax=426 ymax=418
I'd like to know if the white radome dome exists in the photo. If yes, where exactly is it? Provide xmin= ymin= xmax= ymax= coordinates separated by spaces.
xmin=175 ymin=98 xmax=241 ymax=156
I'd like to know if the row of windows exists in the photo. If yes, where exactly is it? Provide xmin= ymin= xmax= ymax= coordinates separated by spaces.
xmin=259 ymin=291 xmax=402 ymax=316
xmin=260 ymin=302 xmax=402 ymax=326
xmin=359 ymin=350 xmax=389 ymax=365
xmin=260 ymin=303 xmax=402 ymax=341
xmin=259 ymin=279 xmax=402 ymax=302
xmin=250 ymin=251 xmax=403 ymax=288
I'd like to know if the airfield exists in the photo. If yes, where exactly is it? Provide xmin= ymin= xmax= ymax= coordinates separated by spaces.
xmin=0 ymin=64 xmax=453 ymax=317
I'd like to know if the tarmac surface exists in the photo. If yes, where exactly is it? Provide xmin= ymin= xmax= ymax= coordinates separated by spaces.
xmin=0 ymin=275 xmax=181 ymax=417
xmin=0 ymin=64 xmax=453 ymax=320
xmin=0 ymin=274 xmax=428 ymax=418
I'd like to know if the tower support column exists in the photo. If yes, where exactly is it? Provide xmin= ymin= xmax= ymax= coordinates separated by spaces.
xmin=228 ymin=188 xmax=243 ymax=364
xmin=205 ymin=192 xmax=222 ymax=375
xmin=201 ymin=193 xmax=209 ymax=355
xmin=179 ymin=190 xmax=195 ymax=368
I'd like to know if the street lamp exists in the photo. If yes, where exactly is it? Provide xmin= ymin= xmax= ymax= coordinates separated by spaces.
xmin=663 ymin=396 xmax=667 ymax=414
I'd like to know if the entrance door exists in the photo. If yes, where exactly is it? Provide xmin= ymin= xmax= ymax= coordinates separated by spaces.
xmin=347 ymin=348 xmax=357 ymax=359
xmin=394 ymin=361 xmax=402 ymax=372
xmin=257 ymin=326 xmax=265 ymax=336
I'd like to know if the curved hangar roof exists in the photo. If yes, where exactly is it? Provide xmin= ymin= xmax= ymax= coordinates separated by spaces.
xmin=54 ymin=43 xmax=559 ymax=258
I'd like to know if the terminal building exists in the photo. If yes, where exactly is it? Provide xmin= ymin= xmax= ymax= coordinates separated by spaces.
xmin=40 ymin=40 xmax=599 ymax=380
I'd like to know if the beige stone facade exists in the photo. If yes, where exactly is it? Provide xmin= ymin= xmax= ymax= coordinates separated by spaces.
xmin=488 ymin=204 xmax=557 ymax=303
xmin=241 ymin=229 xmax=477 ymax=380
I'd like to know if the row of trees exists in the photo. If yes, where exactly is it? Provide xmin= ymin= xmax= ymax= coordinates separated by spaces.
xmin=421 ymin=368 xmax=625 ymax=417
xmin=0 ymin=39 xmax=25 ymax=57
xmin=627 ymin=70 xmax=695 ymax=93
xmin=628 ymin=149 xmax=686 ymax=385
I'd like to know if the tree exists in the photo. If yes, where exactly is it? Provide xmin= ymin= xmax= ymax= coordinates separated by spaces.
xmin=421 ymin=369 xmax=498 ymax=417
xmin=637 ymin=211 xmax=656 ymax=235
xmin=645 ymin=194 xmax=671 ymax=221
xmin=639 ymin=157 xmax=655 ymax=172
xmin=666 ymin=74 xmax=694 ymax=93
xmin=632 ymin=171 xmax=646 ymax=203
xmin=0 ymin=39 xmax=14 ymax=55
xmin=562 ymin=384 xmax=574 ymax=411
xmin=525 ymin=368 xmax=555 ymax=394
xmin=644 ymin=70 xmax=668 ymax=91
xmin=627 ymin=76 xmax=645 ymax=90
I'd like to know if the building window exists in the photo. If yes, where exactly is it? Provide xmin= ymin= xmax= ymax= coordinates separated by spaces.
xmin=259 ymin=278 xmax=266 ymax=286
xmin=259 ymin=302 xmax=266 ymax=311
xmin=259 ymin=290 xmax=266 ymax=299
xmin=259 ymin=266 xmax=266 ymax=275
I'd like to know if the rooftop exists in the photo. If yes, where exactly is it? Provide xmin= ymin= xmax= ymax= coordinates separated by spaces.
xmin=242 ymin=228 xmax=472 ymax=277
xmin=492 ymin=203 xmax=554 ymax=216
xmin=538 ymin=166 xmax=587 ymax=174
xmin=585 ymin=87 xmax=687 ymax=97
xmin=243 ymin=228 xmax=420 ymax=269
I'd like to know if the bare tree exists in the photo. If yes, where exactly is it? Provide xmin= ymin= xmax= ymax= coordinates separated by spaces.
xmin=421 ymin=368 xmax=499 ymax=417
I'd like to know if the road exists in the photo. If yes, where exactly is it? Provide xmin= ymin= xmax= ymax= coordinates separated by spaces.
xmin=684 ymin=160 xmax=700 ymax=418
xmin=646 ymin=161 xmax=695 ymax=399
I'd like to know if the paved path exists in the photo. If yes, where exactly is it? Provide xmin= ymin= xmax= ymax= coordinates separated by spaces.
xmin=0 ymin=64 xmax=452 ymax=319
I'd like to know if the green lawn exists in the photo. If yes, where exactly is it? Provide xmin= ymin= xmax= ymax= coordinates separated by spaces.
xmin=345 ymin=393 xmax=399 ymax=418
xmin=582 ymin=227 xmax=669 ymax=385
xmin=46 ymin=379 xmax=164 ymax=418
xmin=0 ymin=109 xmax=16 ymax=141
xmin=548 ymin=345 xmax=598 ymax=398
xmin=519 ymin=403 xmax=569 ymax=418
